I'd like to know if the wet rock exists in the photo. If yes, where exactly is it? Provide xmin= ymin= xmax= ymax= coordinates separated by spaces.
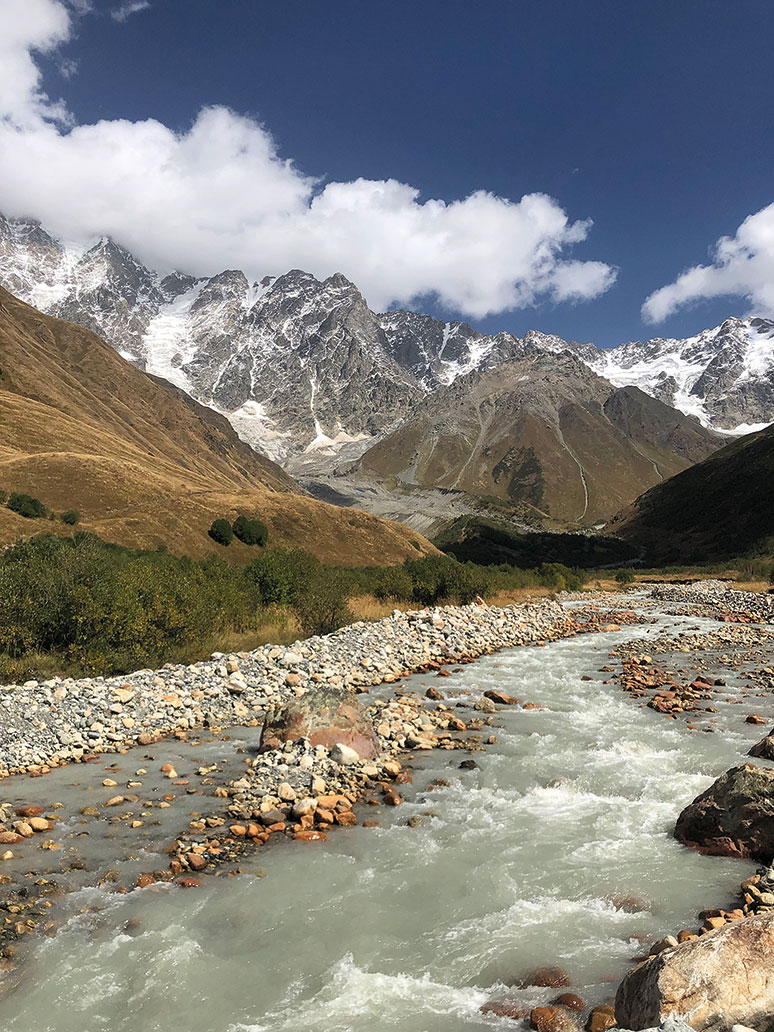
xmin=530 ymin=1005 xmax=578 ymax=1032
xmin=586 ymin=1005 xmax=615 ymax=1032
xmin=674 ymin=764 xmax=774 ymax=863
xmin=525 ymin=966 xmax=572 ymax=988
xmin=259 ymin=686 xmax=380 ymax=759
xmin=748 ymin=732 xmax=774 ymax=761
xmin=481 ymin=1001 xmax=530 ymax=1020
xmin=615 ymin=912 xmax=774 ymax=1031
xmin=554 ymin=993 xmax=584 ymax=1013
xmin=484 ymin=690 xmax=520 ymax=706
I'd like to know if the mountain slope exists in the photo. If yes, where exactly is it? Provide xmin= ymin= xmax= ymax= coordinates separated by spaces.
xmin=607 ymin=425 xmax=774 ymax=562
xmin=3 ymin=212 xmax=771 ymax=467
xmin=0 ymin=287 xmax=433 ymax=563
xmin=358 ymin=351 xmax=722 ymax=525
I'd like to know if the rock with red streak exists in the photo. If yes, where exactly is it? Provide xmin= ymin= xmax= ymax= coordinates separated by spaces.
xmin=484 ymin=690 xmax=521 ymax=706
xmin=177 ymin=877 xmax=201 ymax=888
xmin=530 ymin=1006 xmax=578 ymax=1032
xmin=674 ymin=763 xmax=774 ymax=863
xmin=259 ymin=686 xmax=380 ymax=759
xmin=136 ymin=873 xmax=155 ymax=889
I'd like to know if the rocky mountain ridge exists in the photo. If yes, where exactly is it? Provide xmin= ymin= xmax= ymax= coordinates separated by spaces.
xmin=358 ymin=350 xmax=722 ymax=525
xmin=2 ymin=212 xmax=770 ymax=468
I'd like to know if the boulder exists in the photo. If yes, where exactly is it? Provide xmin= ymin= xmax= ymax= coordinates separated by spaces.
xmin=259 ymin=686 xmax=380 ymax=759
xmin=674 ymin=764 xmax=774 ymax=863
xmin=615 ymin=912 xmax=774 ymax=1031
xmin=748 ymin=733 xmax=774 ymax=761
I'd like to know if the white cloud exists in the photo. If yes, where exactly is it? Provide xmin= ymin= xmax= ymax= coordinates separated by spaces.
xmin=643 ymin=203 xmax=774 ymax=323
xmin=0 ymin=0 xmax=616 ymax=319
xmin=111 ymin=2 xmax=151 ymax=23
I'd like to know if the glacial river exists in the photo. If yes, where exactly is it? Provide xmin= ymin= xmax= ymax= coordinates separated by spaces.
xmin=0 ymin=605 xmax=768 ymax=1032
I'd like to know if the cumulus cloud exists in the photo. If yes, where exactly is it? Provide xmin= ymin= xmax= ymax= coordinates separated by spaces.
xmin=111 ymin=2 xmax=151 ymax=23
xmin=643 ymin=203 xmax=774 ymax=323
xmin=0 ymin=0 xmax=616 ymax=319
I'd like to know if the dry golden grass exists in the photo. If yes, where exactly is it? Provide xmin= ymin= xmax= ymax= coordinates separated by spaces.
xmin=0 ymin=288 xmax=435 ymax=565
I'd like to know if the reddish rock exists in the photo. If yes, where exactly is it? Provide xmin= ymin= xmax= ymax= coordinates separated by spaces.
xmin=530 ymin=1005 xmax=577 ymax=1032
xmin=294 ymin=829 xmax=328 ymax=842
xmin=525 ymin=966 xmax=571 ymax=988
xmin=554 ymin=993 xmax=584 ymax=1013
xmin=187 ymin=853 xmax=207 ymax=871
xmin=484 ymin=690 xmax=520 ymax=705
xmin=481 ymin=1001 xmax=529 ymax=1020
xmin=425 ymin=687 xmax=443 ymax=700
xmin=14 ymin=806 xmax=44 ymax=818
xmin=0 ymin=832 xmax=24 ymax=845
xmin=522 ymin=702 xmax=545 ymax=711
xmin=177 ymin=877 xmax=201 ymax=888
xmin=136 ymin=873 xmax=155 ymax=889
xmin=382 ymin=786 xmax=403 ymax=806
xmin=747 ymin=714 xmax=767 ymax=725
xmin=259 ymin=686 xmax=380 ymax=759
xmin=334 ymin=811 xmax=357 ymax=826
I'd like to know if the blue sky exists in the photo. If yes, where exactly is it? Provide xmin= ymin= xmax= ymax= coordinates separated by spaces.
xmin=5 ymin=0 xmax=774 ymax=347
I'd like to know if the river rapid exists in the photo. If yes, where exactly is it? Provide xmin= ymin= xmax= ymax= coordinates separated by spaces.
xmin=0 ymin=603 xmax=769 ymax=1032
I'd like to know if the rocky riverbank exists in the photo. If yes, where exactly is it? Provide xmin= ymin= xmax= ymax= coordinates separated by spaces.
xmin=0 ymin=598 xmax=583 ymax=778
xmin=650 ymin=580 xmax=774 ymax=624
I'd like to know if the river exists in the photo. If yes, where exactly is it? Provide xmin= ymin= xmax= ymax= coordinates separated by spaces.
xmin=0 ymin=603 xmax=768 ymax=1032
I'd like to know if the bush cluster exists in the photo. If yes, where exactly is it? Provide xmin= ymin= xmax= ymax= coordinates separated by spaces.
xmin=209 ymin=515 xmax=269 ymax=548
xmin=0 ymin=533 xmax=591 ymax=680
xmin=7 ymin=492 xmax=48 ymax=519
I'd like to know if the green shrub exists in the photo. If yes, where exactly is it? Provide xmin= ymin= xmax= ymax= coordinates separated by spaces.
xmin=374 ymin=566 xmax=414 ymax=601
xmin=61 ymin=510 xmax=81 ymax=526
xmin=7 ymin=493 xmax=47 ymax=519
xmin=292 ymin=569 xmax=353 ymax=636
xmin=614 ymin=568 xmax=637 ymax=585
xmin=208 ymin=519 xmax=233 ymax=546
xmin=232 ymin=515 xmax=269 ymax=546
xmin=0 ymin=491 xmax=6 ymax=505
xmin=245 ymin=548 xmax=319 ymax=606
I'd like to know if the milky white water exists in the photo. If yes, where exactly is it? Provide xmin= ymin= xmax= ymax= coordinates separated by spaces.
xmin=0 ymin=606 xmax=769 ymax=1032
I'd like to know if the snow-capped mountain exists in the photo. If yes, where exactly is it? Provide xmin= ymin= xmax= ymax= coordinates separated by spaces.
xmin=591 ymin=318 xmax=774 ymax=433
xmin=1 ymin=212 xmax=771 ymax=465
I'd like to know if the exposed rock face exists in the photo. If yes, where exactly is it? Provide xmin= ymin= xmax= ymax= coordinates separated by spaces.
xmin=593 ymin=317 xmax=774 ymax=431
xmin=674 ymin=764 xmax=774 ymax=862
xmin=259 ymin=686 xmax=381 ymax=759
xmin=615 ymin=913 xmax=774 ymax=1031
xmin=2 ymin=212 xmax=768 ymax=476
xmin=359 ymin=351 xmax=721 ymax=525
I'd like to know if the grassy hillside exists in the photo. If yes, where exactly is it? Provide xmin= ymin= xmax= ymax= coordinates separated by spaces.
xmin=0 ymin=288 xmax=433 ymax=564
xmin=608 ymin=424 xmax=774 ymax=562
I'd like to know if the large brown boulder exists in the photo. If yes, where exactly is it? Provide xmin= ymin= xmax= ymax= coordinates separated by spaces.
xmin=615 ymin=912 xmax=774 ymax=1031
xmin=674 ymin=764 xmax=774 ymax=863
xmin=259 ymin=686 xmax=380 ymax=760
xmin=748 ymin=732 xmax=774 ymax=761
